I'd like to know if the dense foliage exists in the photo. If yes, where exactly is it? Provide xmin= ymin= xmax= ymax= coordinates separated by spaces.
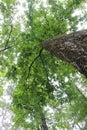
xmin=0 ymin=0 xmax=87 ymax=129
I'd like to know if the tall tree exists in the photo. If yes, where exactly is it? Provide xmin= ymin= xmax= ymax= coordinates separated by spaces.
xmin=41 ymin=30 xmax=87 ymax=78
xmin=0 ymin=0 xmax=87 ymax=130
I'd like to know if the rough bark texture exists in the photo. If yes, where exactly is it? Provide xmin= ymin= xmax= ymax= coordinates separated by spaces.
xmin=41 ymin=30 xmax=87 ymax=77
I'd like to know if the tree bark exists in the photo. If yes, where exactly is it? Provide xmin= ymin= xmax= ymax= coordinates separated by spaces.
xmin=41 ymin=30 xmax=87 ymax=78
xmin=40 ymin=113 xmax=48 ymax=130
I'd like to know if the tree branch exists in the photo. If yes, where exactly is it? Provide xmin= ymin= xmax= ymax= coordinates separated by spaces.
xmin=40 ymin=113 xmax=48 ymax=130
xmin=26 ymin=48 xmax=43 ymax=78
xmin=0 ymin=46 xmax=13 ymax=52
xmin=40 ymin=54 xmax=49 ymax=82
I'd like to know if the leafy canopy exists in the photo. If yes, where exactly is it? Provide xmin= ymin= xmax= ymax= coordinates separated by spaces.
xmin=0 ymin=0 xmax=87 ymax=129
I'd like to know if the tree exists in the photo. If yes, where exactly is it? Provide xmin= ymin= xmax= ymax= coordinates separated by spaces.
xmin=0 ymin=0 xmax=87 ymax=130
xmin=41 ymin=30 xmax=87 ymax=78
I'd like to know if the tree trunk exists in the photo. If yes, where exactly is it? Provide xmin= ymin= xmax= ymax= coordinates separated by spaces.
xmin=40 ymin=113 xmax=48 ymax=130
xmin=41 ymin=30 xmax=87 ymax=78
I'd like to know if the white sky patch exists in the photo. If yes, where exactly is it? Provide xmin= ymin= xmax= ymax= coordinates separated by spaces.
xmin=76 ymin=83 xmax=87 ymax=98
xmin=74 ymin=4 xmax=87 ymax=30
xmin=0 ymin=107 xmax=14 ymax=130
xmin=16 ymin=0 xmax=27 ymax=16
xmin=12 ymin=0 xmax=28 ymax=31
xmin=0 ymin=11 xmax=3 ymax=32
xmin=0 ymin=14 xmax=3 ymax=24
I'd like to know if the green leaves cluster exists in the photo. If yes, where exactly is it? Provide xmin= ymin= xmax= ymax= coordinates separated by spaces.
xmin=0 ymin=0 xmax=87 ymax=129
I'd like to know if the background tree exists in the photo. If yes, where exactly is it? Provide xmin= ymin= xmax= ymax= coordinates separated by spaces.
xmin=0 ymin=0 xmax=87 ymax=129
